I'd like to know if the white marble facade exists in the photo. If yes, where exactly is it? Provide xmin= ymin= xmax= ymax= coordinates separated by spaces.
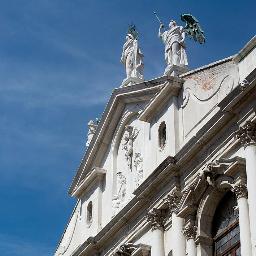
xmin=55 ymin=36 xmax=256 ymax=256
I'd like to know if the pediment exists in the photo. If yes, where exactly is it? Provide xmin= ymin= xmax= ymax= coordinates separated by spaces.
xmin=69 ymin=76 xmax=170 ymax=196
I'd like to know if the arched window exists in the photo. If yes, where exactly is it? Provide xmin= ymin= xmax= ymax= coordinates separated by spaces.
xmin=86 ymin=201 xmax=93 ymax=225
xmin=212 ymin=191 xmax=240 ymax=256
xmin=158 ymin=121 xmax=166 ymax=149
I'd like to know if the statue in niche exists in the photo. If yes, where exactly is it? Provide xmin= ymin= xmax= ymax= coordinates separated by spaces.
xmin=122 ymin=125 xmax=139 ymax=170
xmin=112 ymin=172 xmax=127 ymax=215
xmin=121 ymin=25 xmax=144 ymax=83
xmin=86 ymin=118 xmax=99 ymax=147
xmin=133 ymin=152 xmax=143 ymax=189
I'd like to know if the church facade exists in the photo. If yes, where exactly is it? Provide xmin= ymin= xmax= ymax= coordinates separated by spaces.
xmin=55 ymin=36 xmax=256 ymax=256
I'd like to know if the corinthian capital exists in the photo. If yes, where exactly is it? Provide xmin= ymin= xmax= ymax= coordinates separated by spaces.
xmin=147 ymin=208 xmax=168 ymax=231
xmin=183 ymin=222 xmax=197 ymax=240
xmin=166 ymin=190 xmax=181 ymax=214
xmin=237 ymin=121 xmax=256 ymax=146
xmin=233 ymin=182 xmax=248 ymax=199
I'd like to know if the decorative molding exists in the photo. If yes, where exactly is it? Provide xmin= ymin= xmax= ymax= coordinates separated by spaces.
xmin=237 ymin=121 xmax=256 ymax=146
xmin=181 ymin=61 xmax=237 ymax=108
xmin=72 ymin=168 xmax=106 ymax=198
xmin=233 ymin=182 xmax=248 ymax=199
xmin=147 ymin=208 xmax=168 ymax=230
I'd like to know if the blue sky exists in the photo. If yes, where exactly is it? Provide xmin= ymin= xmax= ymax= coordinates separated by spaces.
xmin=0 ymin=0 xmax=255 ymax=255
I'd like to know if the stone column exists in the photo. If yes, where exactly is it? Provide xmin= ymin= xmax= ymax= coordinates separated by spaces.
xmin=233 ymin=182 xmax=252 ymax=256
xmin=237 ymin=121 xmax=256 ymax=255
xmin=147 ymin=208 xmax=167 ymax=256
xmin=183 ymin=219 xmax=197 ymax=256
xmin=167 ymin=192 xmax=186 ymax=256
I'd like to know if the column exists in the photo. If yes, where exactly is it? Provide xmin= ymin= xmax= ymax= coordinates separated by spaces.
xmin=147 ymin=208 xmax=167 ymax=256
xmin=237 ymin=121 xmax=256 ymax=255
xmin=233 ymin=182 xmax=252 ymax=256
xmin=167 ymin=192 xmax=186 ymax=256
xmin=183 ymin=219 xmax=197 ymax=256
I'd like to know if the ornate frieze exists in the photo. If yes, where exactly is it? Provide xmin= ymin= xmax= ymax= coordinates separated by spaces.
xmin=237 ymin=121 xmax=256 ymax=146
xmin=233 ymin=182 xmax=248 ymax=199
xmin=147 ymin=208 xmax=168 ymax=230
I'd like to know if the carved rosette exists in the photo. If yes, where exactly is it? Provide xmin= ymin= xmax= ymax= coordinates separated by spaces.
xmin=183 ymin=223 xmax=197 ymax=240
xmin=233 ymin=183 xmax=248 ymax=199
xmin=147 ymin=208 xmax=168 ymax=231
xmin=237 ymin=121 xmax=256 ymax=146
xmin=166 ymin=190 xmax=180 ymax=214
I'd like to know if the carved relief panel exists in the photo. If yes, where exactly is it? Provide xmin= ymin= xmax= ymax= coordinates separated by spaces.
xmin=112 ymin=117 xmax=144 ymax=216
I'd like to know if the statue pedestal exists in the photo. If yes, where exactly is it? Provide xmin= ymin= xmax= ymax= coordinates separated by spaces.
xmin=121 ymin=77 xmax=144 ymax=87
xmin=164 ymin=65 xmax=189 ymax=76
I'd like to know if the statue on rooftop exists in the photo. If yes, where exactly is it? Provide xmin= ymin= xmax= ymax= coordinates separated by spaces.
xmin=86 ymin=118 xmax=99 ymax=147
xmin=155 ymin=12 xmax=205 ymax=75
xmin=158 ymin=19 xmax=188 ymax=70
xmin=121 ymin=25 xmax=144 ymax=86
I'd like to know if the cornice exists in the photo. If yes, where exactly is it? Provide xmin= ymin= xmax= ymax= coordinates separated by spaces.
xmin=139 ymin=77 xmax=183 ymax=122
xmin=71 ymin=167 xmax=106 ymax=198
xmin=233 ymin=35 xmax=256 ymax=63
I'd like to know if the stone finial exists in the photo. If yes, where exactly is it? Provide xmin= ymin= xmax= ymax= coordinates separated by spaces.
xmin=147 ymin=208 xmax=168 ymax=230
xmin=233 ymin=182 xmax=248 ymax=199
xmin=237 ymin=121 xmax=256 ymax=147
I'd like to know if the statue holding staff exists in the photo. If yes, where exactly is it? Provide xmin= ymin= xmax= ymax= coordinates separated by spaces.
xmin=158 ymin=19 xmax=188 ymax=69
xmin=154 ymin=12 xmax=205 ymax=75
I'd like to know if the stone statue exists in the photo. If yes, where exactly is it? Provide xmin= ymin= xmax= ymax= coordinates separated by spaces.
xmin=86 ymin=118 xmax=99 ymax=147
xmin=155 ymin=12 xmax=205 ymax=76
xmin=121 ymin=25 xmax=144 ymax=86
xmin=122 ymin=125 xmax=139 ymax=170
xmin=112 ymin=172 xmax=127 ymax=216
xmin=158 ymin=19 xmax=188 ymax=73
xmin=133 ymin=152 xmax=143 ymax=188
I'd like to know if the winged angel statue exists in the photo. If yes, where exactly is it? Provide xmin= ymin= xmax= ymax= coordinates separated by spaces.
xmin=157 ymin=13 xmax=205 ymax=72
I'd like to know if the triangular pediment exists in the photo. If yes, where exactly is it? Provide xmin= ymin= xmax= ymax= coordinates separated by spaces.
xmin=69 ymin=76 xmax=176 ymax=196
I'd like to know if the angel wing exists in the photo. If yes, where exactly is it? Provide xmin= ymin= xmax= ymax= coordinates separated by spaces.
xmin=181 ymin=14 xmax=205 ymax=44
